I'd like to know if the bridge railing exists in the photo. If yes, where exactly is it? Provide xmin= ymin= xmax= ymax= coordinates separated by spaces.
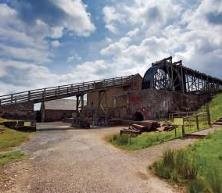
xmin=0 ymin=75 xmax=134 ymax=106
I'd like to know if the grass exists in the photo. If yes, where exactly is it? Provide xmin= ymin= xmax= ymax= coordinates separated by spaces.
xmin=109 ymin=129 xmax=182 ymax=150
xmin=152 ymin=129 xmax=222 ymax=193
xmin=0 ymin=151 xmax=25 ymax=166
xmin=0 ymin=126 xmax=30 ymax=152
xmin=0 ymin=118 xmax=30 ymax=166
xmin=209 ymin=92 xmax=222 ymax=122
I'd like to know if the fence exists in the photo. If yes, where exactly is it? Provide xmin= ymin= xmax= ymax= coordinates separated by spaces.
xmin=169 ymin=104 xmax=211 ymax=137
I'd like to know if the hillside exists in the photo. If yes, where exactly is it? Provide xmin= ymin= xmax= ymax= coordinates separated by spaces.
xmin=209 ymin=92 xmax=222 ymax=122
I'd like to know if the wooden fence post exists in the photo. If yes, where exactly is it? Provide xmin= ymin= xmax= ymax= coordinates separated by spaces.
xmin=182 ymin=125 xmax=185 ymax=137
xmin=206 ymin=104 xmax=211 ymax=127
xmin=28 ymin=91 xmax=31 ymax=101
xmin=196 ymin=115 xmax=199 ymax=130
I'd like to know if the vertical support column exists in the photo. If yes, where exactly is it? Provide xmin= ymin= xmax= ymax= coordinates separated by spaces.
xmin=80 ymin=94 xmax=84 ymax=111
xmin=196 ymin=115 xmax=199 ymax=130
xmin=76 ymin=95 xmax=80 ymax=117
xmin=11 ymin=94 xmax=13 ymax=104
xmin=41 ymin=101 xmax=46 ymax=122
xmin=206 ymin=104 xmax=211 ymax=127
xmin=28 ymin=91 xmax=31 ymax=101
xmin=76 ymin=93 xmax=84 ymax=118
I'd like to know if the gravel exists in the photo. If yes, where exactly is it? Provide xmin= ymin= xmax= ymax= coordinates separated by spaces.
xmin=0 ymin=123 xmax=197 ymax=193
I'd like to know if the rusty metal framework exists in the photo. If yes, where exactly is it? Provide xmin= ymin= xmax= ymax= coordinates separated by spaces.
xmin=142 ymin=56 xmax=222 ymax=93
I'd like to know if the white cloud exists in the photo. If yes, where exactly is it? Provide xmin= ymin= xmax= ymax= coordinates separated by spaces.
xmin=103 ymin=6 xmax=124 ymax=33
xmin=0 ymin=4 xmax=51 ymax=64
xmin=51 ymin=0 xmax=95 ymax=36
xmin=100 ymin=0 xmax=222 ymax=78
xmin=51 ymin=40 xmax=61 ymax=48
xmin=66 ymin=54 xmax=82 ymax=63
xmin=50 ymin=26 xmax=64 ymax=39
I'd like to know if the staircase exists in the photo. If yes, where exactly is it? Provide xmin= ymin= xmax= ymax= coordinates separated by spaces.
xmin=214 ymin=118 xmax=222 ymax=125
xmin=0 ymin=75 xmax=135 ymax=106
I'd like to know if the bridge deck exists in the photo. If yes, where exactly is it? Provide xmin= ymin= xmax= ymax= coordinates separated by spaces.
xmin=0 ymin=75 xmax=135 ymax=106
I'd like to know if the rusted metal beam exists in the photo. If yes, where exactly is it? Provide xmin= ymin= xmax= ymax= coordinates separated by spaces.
xmin=142 ymin=56 xmax=222 ymax=94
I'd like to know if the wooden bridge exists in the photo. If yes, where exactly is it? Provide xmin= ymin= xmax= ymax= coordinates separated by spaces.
xmin=0 ymin=75 xmax=135 ymax=106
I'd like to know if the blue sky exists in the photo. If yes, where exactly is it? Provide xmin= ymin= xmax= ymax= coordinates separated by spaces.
xmin=0 ymin=0 xmax=222 ymax=94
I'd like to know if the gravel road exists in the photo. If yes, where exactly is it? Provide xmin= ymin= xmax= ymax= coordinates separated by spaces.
xmin=1 ymin=123 xmax=197 ymax=193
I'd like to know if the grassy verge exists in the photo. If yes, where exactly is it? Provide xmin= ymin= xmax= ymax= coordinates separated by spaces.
xmin=152 ymin=129 xmax=222 ymax=193
xmin=0 ymin=126 xmax=30 ymax=152
xmin=0 ymin=118 xmax=31 ymax=166
xmin=0 ymin=151 xmax=25 ymax=166
xmin=108 ymin=129 xmax=182 ymax=150
xmin=209 ymin=92 xmax=222 ymax=122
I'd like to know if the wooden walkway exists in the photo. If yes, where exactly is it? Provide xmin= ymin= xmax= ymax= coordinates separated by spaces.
xmin=186 ymin=122 xmax=222 ymax=138
xmin=0 ymin=75 xmax=135 ymax=106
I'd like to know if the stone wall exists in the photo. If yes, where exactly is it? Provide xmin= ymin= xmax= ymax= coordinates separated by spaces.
xmin=0 ymin=102 xmax=35 ymax=120
xmin=113 ymin=89 xmax=211 ymax=120
xmin=42 ymin=109 xmax=74 ymax=122
xmin=94 ymin=88 xmax=210 ymax=120
xmin=87 ymin=73 xmax=142 ymax=110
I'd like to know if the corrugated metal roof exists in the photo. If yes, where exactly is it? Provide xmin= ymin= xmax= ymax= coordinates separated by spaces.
xmin=44 ymin=99 xmax=76 ymax=110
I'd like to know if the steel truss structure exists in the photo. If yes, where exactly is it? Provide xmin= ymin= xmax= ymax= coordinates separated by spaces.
xmin=142 ymin=56 xmax=222 ymax=93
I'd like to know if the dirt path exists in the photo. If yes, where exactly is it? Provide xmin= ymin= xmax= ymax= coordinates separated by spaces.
xmin=1 ymin=124 xmax=198 ymax=193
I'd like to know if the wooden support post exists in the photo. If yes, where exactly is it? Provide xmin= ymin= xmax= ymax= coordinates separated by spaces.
xmin=43 ymin=88 xmax=46 ymax=100
xmin=28 ymin=91 xmax=31 ymax=101
xmin=206 ymin=104 xmax=211 ymax=127
xmin=182 ymin=125 xmax=185 ymax=137
xmin=70 ymin=84 xmax=73 ymax=92
xmin=196 ymin=115 xmax=199 ymax=130
xmin=11 ymin=94 xmax=13 ymax=104
xmin=41 ymin=102 xmax=46 ymax=122
xmin=80 ymin=94 xmax=84 ymax=111
xmin=76 ymin=95 xmax=79 ymax=117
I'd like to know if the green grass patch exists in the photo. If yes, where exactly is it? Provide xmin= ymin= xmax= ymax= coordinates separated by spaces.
xmin=0 ymin=120 xmax=31 ymax=167
xmin=0 ymin=150 xmax=25 ymax=166
xmin=210 ymin=92 xmax=222 ymax=122
xmin=109 ymin=130 xmax=182 ymax=150
xmin=0 ymin=127 xmax=30 ymax=152
xmin=152 ymin=129 xmax=222 ymax=193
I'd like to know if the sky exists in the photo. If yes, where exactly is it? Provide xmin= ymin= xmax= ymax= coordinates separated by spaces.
xmin=0 ymin=0 xmax=222 ymax=95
